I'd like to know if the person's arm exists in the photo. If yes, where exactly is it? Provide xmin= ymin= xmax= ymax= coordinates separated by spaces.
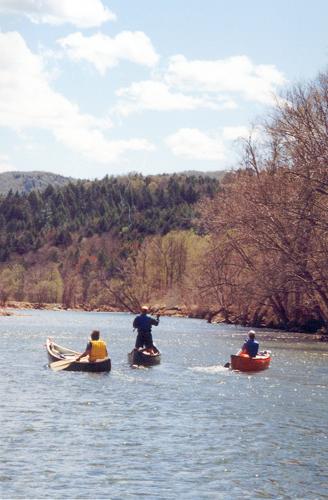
xmin=76 ymin=342 xmax=91 ymax=361
xmin=133 ymin=317 xmax=139 ymax=329
xmin=150 ymin=315 xmax=160 ymax=326
xmin=237 ymin=342 xmax=247 ymax=355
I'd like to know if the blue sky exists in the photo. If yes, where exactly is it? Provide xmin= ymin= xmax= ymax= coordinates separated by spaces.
xmin=0 ymin=0 xmax=327 ymax=179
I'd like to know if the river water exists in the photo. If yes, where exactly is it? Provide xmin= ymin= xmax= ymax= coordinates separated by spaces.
xmin=0 ymin=310 xmax=327 ymax=500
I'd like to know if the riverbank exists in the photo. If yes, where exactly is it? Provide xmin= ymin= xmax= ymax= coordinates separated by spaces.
xmin=2 ymin=300 xmax=328 ymax=342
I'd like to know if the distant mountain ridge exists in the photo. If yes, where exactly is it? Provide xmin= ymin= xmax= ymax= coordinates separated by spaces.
xmin=0 ymin=171 xmax=75 ymax=195
xmin=0 ymin=169 xmax=228 ymax=196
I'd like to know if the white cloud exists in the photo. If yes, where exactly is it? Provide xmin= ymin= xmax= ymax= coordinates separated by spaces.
xmin=0 ymin=154 xmax=15 ymax=172
xmin=166 ymin=54 xmax=286 ymax=104
xmin=58 ymin=31 xmax=159 ymax=75
xmin=115 ymin=80 xmax=225 ymax=116
xmin=222 ymin=126 xmax=250 ymax=141
xmin=0 ymin=0 xmax=115 ymax=28
xmin=54 ymin=126 xmax=155 ymax=163
xmin=165 ymin=126 xmax=253 ymax=161
xmin=165 ymin=128 xmax=226 ymax=161
xmin=113 ymin=54 xmax=284 ymax=116
xmin=0 ymin=32 xmax=154 ymax=163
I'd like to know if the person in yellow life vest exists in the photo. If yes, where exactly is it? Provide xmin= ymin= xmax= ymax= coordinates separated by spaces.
xmin=75 ymin=330 xmax=108 ymax=362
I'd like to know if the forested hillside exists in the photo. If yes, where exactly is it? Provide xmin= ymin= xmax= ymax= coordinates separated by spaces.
xmin=181 ymin=170 xmax=227 ymax=180
xmin=0 ymin=171 xmax=74 ymax=195
xmin=0 ymin=173 xmax=219 ymax=311
xmin=0 ymin=173 xmax=218 ymax=262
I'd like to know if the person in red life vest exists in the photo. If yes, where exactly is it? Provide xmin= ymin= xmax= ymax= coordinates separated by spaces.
xmin=133 ymin=305 xmax=159 ymax=353
xmin=76 ymin=330 xmax=108 ymax=362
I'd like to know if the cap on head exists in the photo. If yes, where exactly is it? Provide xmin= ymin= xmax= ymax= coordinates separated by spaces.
xmin=248 ymin=330 xmax=256 ymax=340
xmin=141 ymin=305 xmax=149 ymax=312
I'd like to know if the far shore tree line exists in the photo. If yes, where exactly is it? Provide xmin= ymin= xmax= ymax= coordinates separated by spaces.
xmin=1 ymin=71 xmax=328 ymax=334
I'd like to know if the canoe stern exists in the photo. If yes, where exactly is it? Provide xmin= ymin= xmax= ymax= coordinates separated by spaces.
xmin=230 ymin=353 xmax=271 ymax=372
xmin=128 ymin=348 xmax=161 ymax=366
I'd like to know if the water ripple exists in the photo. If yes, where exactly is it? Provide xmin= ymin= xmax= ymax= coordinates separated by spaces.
xmin=0 ymin=310 xmax=327 ymax=499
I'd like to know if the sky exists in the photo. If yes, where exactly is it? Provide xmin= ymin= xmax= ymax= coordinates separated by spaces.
xmin=0 ymin=0 xmax=327 ymax=180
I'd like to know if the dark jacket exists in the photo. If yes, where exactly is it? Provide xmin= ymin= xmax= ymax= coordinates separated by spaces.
xmin=133 ymin=313 xmax=159 ymax=333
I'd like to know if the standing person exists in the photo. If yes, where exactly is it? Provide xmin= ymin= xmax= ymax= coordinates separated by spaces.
xmin=240 ymin=330 xmax=259 ymax=357
xmin=133 ymin=305 xmax=159 ymax=352
xmin=76 ymin=330 xmax=108 ymax=362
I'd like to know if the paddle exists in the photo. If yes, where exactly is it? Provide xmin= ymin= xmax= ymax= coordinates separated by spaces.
xmin=224 ymin=362 xmax=230 ymax=368
xmin=50 ymin=358 xmax=78 ymax=372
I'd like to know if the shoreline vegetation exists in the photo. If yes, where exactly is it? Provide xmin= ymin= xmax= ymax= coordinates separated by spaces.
xmin=2 ymin=300 xmax=328 ymax=342
xmin=1 ymin=73 xmax=328 ymax=339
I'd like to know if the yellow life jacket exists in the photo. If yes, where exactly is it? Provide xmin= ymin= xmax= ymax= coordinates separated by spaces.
xmin=89 ymin=339 xmax=107 ymax=361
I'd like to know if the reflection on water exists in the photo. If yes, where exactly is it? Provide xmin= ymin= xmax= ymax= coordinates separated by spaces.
xmin=0 ymin=310 xmax=327 ymax=499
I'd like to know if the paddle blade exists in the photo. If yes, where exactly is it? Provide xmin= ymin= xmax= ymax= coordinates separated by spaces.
xmin=224 ymin=362 xmax=230 ymax=368
xmin=50 ymin=358 xmax=75 ymax=372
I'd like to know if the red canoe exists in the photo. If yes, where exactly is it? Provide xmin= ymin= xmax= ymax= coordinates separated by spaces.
xmin=230 ymin=351 xmax=271 ymax=372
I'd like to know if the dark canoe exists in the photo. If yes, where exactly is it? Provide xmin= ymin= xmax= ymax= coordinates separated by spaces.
xmin=128 ymin=347 xmax=161 ymax=366
xmin=46 ymin=338 xmax=111 ymax=373
xmin=230 ymin=351 xmax=271 ymax=372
